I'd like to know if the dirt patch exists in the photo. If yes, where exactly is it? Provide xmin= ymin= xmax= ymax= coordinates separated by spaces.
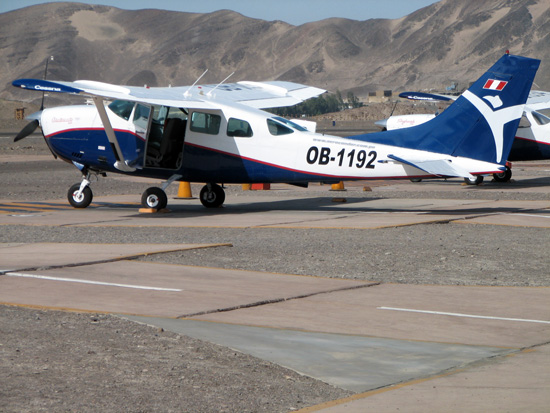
xmin=0 ymin=305 xmax=350 ymax=412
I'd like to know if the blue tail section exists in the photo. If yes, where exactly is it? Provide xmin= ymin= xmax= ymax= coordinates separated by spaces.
xmin=358 ymin=54 xmax=540 ymax=165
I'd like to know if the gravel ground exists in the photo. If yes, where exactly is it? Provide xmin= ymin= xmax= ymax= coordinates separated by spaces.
xmin=1 ymin=136 xmax=549 ymax=412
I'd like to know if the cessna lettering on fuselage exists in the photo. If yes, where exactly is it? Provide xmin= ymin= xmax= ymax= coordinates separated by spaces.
xmin=12 ymin=54 xmax=540 ymax=210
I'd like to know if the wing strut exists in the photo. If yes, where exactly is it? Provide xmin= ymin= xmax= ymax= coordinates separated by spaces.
xmin=92 ymin=97 xmax=136 ymax=172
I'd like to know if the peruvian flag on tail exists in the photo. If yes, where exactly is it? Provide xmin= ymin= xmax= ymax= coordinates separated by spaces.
xmin=483 ymin=79 xmax=508 ymax=91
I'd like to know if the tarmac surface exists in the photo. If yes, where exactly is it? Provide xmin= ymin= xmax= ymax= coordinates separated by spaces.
xmin=1 ymin=140 xmax=549 ymax=411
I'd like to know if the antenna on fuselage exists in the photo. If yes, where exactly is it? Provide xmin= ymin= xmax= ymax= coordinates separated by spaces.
xmin=183 ymin=69 xmax=208 ymax=97
xmin=207 ymin=72 xmax=235 ymax=96
xmin=40 ymin=56 xmax=54 ymax=110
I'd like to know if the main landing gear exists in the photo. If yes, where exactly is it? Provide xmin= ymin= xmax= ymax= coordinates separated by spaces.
xmin=492 ymin=165 xmax=512 ymax=182
xmin=140 ymin=182 xmax=225 ymax=209
xmin=199 ymin=183 xmax=225 ymax=208
xmin=464 ymin=175 xmax=484 ymax=185
xmin=141 ymin=187 xmax=168 ymax=210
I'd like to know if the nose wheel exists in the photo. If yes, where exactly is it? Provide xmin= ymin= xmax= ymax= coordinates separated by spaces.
xmin=199 ymin=183 xmax=225 ymax=208
xmin=68 ymin=183 xmax=93 ymax=208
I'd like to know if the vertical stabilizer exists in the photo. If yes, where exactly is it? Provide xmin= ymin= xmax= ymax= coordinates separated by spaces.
xmin=361 ymin=54 xmax=540 ymax=165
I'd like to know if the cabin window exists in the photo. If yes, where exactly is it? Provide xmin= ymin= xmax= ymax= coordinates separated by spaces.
xmin=108 ymin=100 xmax=135 ymax=120
xmin=227 ymin=118 xmax=253 ymax=137
xmin=190 ymin=112 xmax=221 ymax=135
xmin=267 ymin=118 xmax=294 ymax=136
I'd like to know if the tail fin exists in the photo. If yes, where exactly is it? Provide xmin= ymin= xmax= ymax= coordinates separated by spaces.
xmin=364 ymin=54 xmax=540 ymax=165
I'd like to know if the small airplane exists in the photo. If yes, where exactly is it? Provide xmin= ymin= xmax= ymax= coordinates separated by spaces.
xmin=12 ymin=53 xmax=539 ymax=210
xmin=376 ymin=89 xmax=550 ymax=183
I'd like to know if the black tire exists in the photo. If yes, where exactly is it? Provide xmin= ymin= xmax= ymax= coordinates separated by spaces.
xmin=199 ymin=184 xmax=225 ymax=208
xmin=410 ymin=178 xmax=423 ymax=183
xmin=141 ymin=187 xmax=168 ymax=210
xmin=464 ymin=175 xmax=484 ymax=185
xmin=68 ymin=183 xmax=93 ymax=208
xmin=493 ymin=167 xmax=512 ymax=182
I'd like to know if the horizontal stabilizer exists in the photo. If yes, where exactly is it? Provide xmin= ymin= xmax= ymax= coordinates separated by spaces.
xmin=388 ymin=154 xmax=476 ymax=179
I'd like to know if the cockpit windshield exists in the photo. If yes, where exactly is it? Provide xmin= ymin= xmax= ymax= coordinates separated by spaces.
xmin=272 ymin=116 xmax=308 ymax=131
xmin=108 ymin=100 xmax=135 ymax=120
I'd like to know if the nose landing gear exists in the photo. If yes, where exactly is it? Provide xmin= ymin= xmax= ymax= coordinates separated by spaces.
xmin=67 ymin=172 xmax=95 ymax=208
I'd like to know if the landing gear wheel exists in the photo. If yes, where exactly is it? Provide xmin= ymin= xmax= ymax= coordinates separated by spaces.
xmin=68 ymin=183 xmax=93 ymax=208
xmin=464 ymin=175 xmax=484 ymax=185
xmin=141 ymin=187 xmax=168 ymax=210
xmin=199 ymin=184 xmax=225 ymax=208
xmin=493 ymin=166 xmax=512 ymax=182
xmin=410 ymin=178 xmax=423 ymax=183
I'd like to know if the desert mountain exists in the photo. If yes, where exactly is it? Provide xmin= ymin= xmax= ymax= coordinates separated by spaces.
xmin=1 ymin=0 xmax=549 ymax=104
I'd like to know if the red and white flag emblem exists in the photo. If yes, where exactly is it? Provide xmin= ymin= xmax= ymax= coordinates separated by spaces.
xmin=483 ymin=79 xmax=508 ymax=91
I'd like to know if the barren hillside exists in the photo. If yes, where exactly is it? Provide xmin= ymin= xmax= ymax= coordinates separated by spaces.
xmin=1 ymin=0 xmax=548 ymax=106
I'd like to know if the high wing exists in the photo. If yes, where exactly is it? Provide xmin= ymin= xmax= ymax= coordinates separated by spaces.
xmin=398 ymin=91 xmax=456 ymax=102
xmin=399 ymin=90 xmax=550 ymax=112
xmin=525 ymin=90 xmax=550 ymax=111
xmin=12 ymin=77 xmax=325 ymax=173
xmin=12 ymin=78 xmax=325 ymax=109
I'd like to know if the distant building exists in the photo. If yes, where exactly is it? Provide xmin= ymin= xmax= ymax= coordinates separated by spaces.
xmin=368 ymin=90 xmax=392 ymax=103
xmin=15 ymin=107 xmax=25 ymax=120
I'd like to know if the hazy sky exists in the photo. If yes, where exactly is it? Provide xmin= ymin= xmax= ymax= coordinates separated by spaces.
xmin=1 ymin=0 xmax=439 ymax=25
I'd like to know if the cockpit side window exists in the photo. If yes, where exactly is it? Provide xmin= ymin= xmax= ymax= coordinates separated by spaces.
xmin=267 ymin=119 xmax=294 ymax=136
xmin=108 ymin=100 xmax=135 ymax=120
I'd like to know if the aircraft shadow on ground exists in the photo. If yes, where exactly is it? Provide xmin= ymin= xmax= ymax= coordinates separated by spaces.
xmin=115 ymin=196 xmax=545 ymax=218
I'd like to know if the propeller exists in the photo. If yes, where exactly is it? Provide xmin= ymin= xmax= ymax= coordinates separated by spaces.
xmin=14 ymin=56 xmax=52 ymax=142
xmin=14 ymin=118 xmax=40 ymax=142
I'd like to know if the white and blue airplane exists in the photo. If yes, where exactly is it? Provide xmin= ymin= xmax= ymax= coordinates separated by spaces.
xmin=12 ymin=53 xmax=539 ymax=210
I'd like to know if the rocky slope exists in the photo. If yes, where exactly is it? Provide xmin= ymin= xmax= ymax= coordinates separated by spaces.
xmin=1 ymin=0 xmax=548 ymax=106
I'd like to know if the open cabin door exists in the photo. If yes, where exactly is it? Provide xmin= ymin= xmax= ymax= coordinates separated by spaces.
xmin=145 ymin=106 xmax=187 ymax=169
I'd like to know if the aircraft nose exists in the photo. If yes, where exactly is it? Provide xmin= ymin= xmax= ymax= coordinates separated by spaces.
xmin=374 ymin=119 xmax=388 ymax=129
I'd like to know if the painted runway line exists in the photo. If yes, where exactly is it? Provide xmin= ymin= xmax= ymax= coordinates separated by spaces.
xmin=5 ymin=272 xmax=183 ymax=292
xmin=378 ymin=306 xmax=550 ymax=324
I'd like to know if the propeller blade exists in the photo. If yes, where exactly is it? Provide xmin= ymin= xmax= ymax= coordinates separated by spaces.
xmin=14 ymin=119 xmax=39 ymax=142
